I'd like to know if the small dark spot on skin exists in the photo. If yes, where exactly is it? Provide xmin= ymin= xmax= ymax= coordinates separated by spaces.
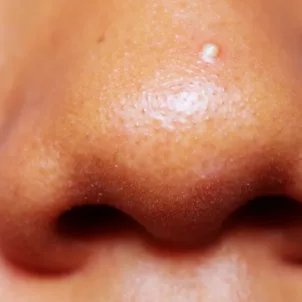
xmin=96 ymin=35 xmax=105 ymax=44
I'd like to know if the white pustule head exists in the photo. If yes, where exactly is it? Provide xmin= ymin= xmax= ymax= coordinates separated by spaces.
xmin=201 ymin=43 xmax=220 ymax=63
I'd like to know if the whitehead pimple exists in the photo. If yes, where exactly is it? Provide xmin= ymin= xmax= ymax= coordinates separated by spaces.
xmin=200 ymin=43 xmax=220 ymax=63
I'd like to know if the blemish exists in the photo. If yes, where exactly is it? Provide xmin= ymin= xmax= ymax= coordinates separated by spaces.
xmin=200 ymin=43 xmax=220 ymax=63
xmin=96 ymin=35 xmax=105 ymax=44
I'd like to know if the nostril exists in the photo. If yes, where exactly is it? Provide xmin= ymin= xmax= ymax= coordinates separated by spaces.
xmin=56 ymin=204 xmax=136 ymax=240
xmin=3 ymin=204 xmax=144 ymax=274
xmin=220 ymin=196 xmax=302 ymax=266
xmin=225 ymin=196 xmax=301 ymax=230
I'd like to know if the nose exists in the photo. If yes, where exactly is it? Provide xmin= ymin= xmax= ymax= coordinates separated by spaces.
xmin=1 ymin=0 xmax=302 ymax=273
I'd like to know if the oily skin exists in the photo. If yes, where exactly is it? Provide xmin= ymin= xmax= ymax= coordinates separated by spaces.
xmin=1 ymin=0 xmax=302 ymax=300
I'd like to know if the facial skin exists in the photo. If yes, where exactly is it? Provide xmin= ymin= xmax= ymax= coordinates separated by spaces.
xmin=1 ymin=0 xmax=302 ymax=300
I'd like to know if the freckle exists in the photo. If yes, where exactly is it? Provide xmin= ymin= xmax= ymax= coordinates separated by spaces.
xmin=200 ymin=43 xmax=220 ymax=63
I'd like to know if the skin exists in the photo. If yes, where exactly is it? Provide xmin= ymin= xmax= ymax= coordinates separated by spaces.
xmin=1 ymin=0 xmax=302 ymax=300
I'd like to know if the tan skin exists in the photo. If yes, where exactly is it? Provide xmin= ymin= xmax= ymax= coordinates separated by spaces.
xmin=1 ymin=0 xmax=302 ymax=300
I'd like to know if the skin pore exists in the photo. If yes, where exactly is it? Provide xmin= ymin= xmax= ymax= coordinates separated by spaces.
xmin=1 ymin=0 xmax=302 ymax=300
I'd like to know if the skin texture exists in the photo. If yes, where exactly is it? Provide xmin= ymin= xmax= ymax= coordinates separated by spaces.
xmin=1 ymin=0 xmax=302 ymax=300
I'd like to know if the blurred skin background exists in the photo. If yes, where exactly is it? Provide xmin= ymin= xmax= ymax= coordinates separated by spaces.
xmin=1 ymin=0 xmax=302 ymax=301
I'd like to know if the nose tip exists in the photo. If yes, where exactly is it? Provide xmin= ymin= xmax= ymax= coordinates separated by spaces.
xmin=0 ymin=70 xmax=300 ymax=275
xmin=0 ymin=108 xmax=293 ymax=273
